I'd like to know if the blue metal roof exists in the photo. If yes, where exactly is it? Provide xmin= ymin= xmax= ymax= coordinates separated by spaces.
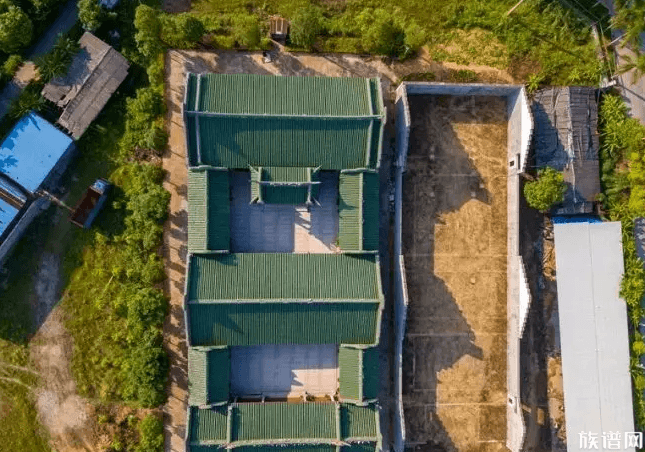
xmin=0 ymin=113 xmax=73 ymax=193
xmin=0 ymin=199 xmax=19 ymax=237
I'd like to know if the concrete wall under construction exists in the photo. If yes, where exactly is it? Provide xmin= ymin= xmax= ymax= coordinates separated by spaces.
xmin=393 ymin=82 xmax=533 ymax=452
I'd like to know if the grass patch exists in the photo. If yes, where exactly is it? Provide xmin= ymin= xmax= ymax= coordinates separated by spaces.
xmin=188 ymin=0 xmax=609 ymax=84
xmin=0 ymin=0 xmax=169 ymax=448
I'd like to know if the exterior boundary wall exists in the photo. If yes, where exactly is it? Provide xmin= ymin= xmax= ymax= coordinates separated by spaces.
xmin=393 ymin=82 xmax=533 ymax=452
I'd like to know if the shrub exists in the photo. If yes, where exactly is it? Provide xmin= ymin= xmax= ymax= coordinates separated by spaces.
xmin=121 ymin=329 xmax=168 ymax=407
xmin=2 ymin=54 xmax=21 ymax=77
xmin=134 ymin=5 xmax=162 ymax=62
xmin=523 ymin=167 xmax=566 ymax=211
xmin=232 ymin=14 xmax=261 ymax=49
xmin=0 ymin=2 xmax=32 ymax=53
xmin=35 ymin=35 xmax=79 ymax=83
xmin=357 ymin=8 xmax=404 ymax=56
xmin=160 ymin=13 xmax=204 ymax=48
xmin=403 ymin=21 xmax=426 ymax=56
xmin=78 ymin=0 xmax=102 ymax=32
xmin=290 ymin=5 xmax=323 ymax=50
xmin=136 ymin=414 xmax=164 ymax=452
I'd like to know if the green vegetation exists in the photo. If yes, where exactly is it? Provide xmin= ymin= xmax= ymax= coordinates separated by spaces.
xmin=597 ymin=93 xmax=645 ymax=429
xmin=0 ymin=0 xmax=171 ymax=447
xmin=0 ymin=0 xmax=33 ymax=53
xmin=35 ymin=34 xmax=80 ymax=83
xmin=290 ymin=5 xmax=323 ymax=50
xmin=523 ymin=167 xmax=566 ymax=211
xmin=135 ymin=414 xmax=164 ymax=452
xmin=78 ymin=0 xmax=103 ymax=32
xmin=186 ymin=0 xmax=608 ymax=83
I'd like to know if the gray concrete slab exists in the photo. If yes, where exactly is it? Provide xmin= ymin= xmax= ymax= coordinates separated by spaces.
xmin=230 ymin=344 xmax=339 ymax=398
xmin=230 ymin=171 xmax=339 ymax=253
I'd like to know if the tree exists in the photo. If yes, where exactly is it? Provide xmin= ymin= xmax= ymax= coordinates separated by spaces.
xmin=78 ymin=0 xmax=102 ymax=32
xmin=160 ymin=13 xmax=204 ymax=48
xmin=523 ymin=166 xmax=566 ymax=211
xmin=35 ymin=35 xmax=79 ymax=83
xmin=357 ymin=8 xmax=404 ymax=56
xmin=231 ymin=14 xmax=261 ymax=48
xmin=136 ymin=414 xmax=164 ymax=452
xmin=290 ymin=5 xmax=323 ymax=50
xmin=612 ymin=0 xmax=645 ymax=50
xmin=618 ymin=50 xmax=645 ymax=83
xmin=134 ymin=5 xmax=162 ymax=61
xmin=0 ymin=2 xmax=32 ymax=54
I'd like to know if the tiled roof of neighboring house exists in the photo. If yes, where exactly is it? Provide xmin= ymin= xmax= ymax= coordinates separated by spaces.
xmin=188 ymin=169 xmax=230 ymax=252
xmin=187 ymin=403 xmax=380 ymax=449
xmin=532 ymin=86 xmax=600 ymax=214
xmin=338 ymin=171 xmax=379 ymax=251
xmin=42 ymin=32 xmax=129 ymax=139
xmin=250 ymin=167 xmax=319 ymax=205
xmin=338 ymin=346 xmax=379 ymax=403
xmin=187 ymin=301 xmax=381 ymax=346
xmin=187 ymin=253 xmax=382 ymax=301
xmin=188 ymin=348 xmax=230 ymax=406
xmin=184 ymin=74 xmax=385 ymax=170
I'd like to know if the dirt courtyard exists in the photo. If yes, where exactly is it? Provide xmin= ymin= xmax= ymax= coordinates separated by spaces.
xmin=401 ymin=95 xmax=508 ymax=452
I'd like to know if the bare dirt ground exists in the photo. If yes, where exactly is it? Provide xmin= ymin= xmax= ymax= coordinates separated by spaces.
xmin=517 ymin=203 xmax=565 ymax=452
xmin=162 ymin=51 xmax=190 ymax=452
xmin=31 ymin=309 xmax=97 ymax=452
xmin=401 ymin=95 xmax=508 ymax=452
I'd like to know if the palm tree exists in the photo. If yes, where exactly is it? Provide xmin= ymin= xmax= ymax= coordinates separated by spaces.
xmin=618 ymin=50 xmax=645 ymax=83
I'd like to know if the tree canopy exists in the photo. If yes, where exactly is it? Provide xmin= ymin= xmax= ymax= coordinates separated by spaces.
xmin=78 ymin=0 xmax=102 ymax=32
xmin=0 ymin=2 xmax=32 ymax=53
xmin=290 ymin=5 xmax=323 ymax=50
xmin=523 ymin=166 xmax=566 ymax=211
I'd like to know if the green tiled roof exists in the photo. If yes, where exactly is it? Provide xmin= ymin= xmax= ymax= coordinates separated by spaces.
xmin=187 ymin=116 xmax=380 ymax=170
xmin=187 ymin=253 xmax=381 ymax=302
xmin=188 ymin=169 xmax=230 ymax=251
xmin=338 ymin=172 xmax=379 ymax=251
xmin=187 ymin=403 xmax=380 ymax=448
xmin=250 ymin=167 xmax=320 ymax=205
xmin=338 ymin=347 xmax=379 ymax=403
xmin=183 ymin=74 xmax=385 ymax=170
xmin=188 ymin=348 xmax=230 ymax=406
xmin=340 ymin=444 xmax=378 ymax=452
xmin=261 ymin=167 xmax=311 ymax=183
xmin=340 ymin=404 xmax=379 ymax=441
xmin=185 ymin=74 xmax=383 ymax=117
xmin=234 ymin=446 xmax=338 ymax=452
xmin=233 ymin=403 xmax=336 ymax=443
xmin=187 ymin=302 xmax=381 ymax=346
xmin=189 ymin=406 xmax=228 ymax=444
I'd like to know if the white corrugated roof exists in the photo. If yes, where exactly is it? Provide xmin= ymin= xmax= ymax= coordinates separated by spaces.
xmin=554 ymin=221 xmax=635 ymax=452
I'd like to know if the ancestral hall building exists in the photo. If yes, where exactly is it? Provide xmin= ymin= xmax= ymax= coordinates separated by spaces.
xmin=183 ymin=74 xmax=386 ymax=451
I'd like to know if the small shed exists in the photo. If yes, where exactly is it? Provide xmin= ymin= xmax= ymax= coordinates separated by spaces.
xmin=42 ymin=32 xmax=129 ymax=139
xmin=269 ymin=16 xmax=289 ymax=41
xmin=531 ymin=86 xmax=601 ymax=215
